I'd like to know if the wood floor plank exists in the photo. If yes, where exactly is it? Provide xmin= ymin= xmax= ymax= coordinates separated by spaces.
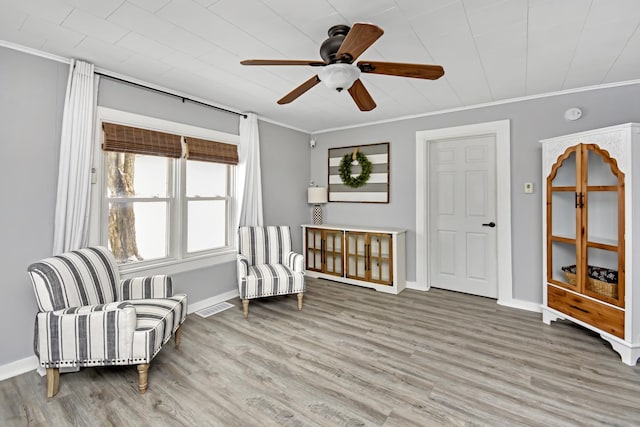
xmin=2 ymin=278 xmax=640 ymax=426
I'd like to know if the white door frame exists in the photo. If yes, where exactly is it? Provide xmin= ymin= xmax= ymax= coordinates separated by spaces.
xmin=415 ymin=120 xmax=513 ymax=304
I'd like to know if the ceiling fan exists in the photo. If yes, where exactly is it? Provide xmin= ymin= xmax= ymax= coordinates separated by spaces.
xmin=240 ymin=23 xmax=445 ymax=112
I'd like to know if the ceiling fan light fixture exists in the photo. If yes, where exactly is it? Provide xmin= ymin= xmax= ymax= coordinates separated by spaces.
xmin=318 ymin=63 xmax=361 ymax=92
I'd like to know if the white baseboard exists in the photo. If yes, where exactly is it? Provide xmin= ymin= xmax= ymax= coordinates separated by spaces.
xmin=187 ymin=289 xmax=239 ymax=314
xmin=0 ymin=355 xmax=39 ymax=381
xmin=405 ymin=280 xmax=427 ymax=291
xmin=497 ymin=298 xmax=543 ymax=313
xmin=404 ymin=282 xmax=541 ymax=314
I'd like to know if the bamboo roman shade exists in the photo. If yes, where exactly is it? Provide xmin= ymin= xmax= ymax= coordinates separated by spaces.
xmin=184 ymin=137 xmax=239 ymax=165
xmin=102 ymin=122 xmax=238 ymax=165
xmin=102 ymin=122 xmax=182 ymax=158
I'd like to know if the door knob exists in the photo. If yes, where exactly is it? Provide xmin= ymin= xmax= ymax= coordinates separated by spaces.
xmin=482 ymin=222 xmax=496 ymax=228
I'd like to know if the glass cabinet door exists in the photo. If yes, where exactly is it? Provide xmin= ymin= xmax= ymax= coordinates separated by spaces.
xmin=548 ymin=148 xmax=579 ymax=292
xmin=584 ymin=146 xmax=624 ymax=306
xmin=306 ymin=228 xmax=323 ymax=272
xmin=368 ymin=233 xmax=392 ymax=285
xmin=346 ymin=232 xmax=368 ymax=281
xmin=323 ymin=229 xmax=344 ymax=276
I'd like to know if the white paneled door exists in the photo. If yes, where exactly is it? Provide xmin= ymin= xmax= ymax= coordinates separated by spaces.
xmin=429 ymin=134 xmax=498 ymax=298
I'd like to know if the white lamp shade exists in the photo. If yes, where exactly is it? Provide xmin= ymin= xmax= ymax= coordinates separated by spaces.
xmin=308 ymin=187 xmax=328 ymax=204
xmin=318 ymin=64 xmax=361 ymax=91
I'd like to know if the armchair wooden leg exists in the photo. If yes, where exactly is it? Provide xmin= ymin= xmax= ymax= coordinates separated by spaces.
xmin=242 ymin=299 xmax=249 ymax=319
xmin=297 ymin=292 xmax=303 ymax=311
xmin=46 ymin=368 xmax=60 ymax=398
xmin=137 ymin=363 xmax=150 ymax=394
xmin=174 ymin=325 xmax=183 ymax=348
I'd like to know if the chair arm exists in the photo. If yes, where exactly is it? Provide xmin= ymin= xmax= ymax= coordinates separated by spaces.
xmin=237 ymin=254 xmax=249 ymax=284
xmin=35 ymin=302 xmax=137 ymax=367
xmin=285 ymin=251 xmax=304 ymax=273
xmin=120 ymin=275 xmax=173 ymax=300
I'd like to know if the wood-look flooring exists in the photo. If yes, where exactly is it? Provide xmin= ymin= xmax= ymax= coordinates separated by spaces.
xmin=2 ymin=277 xmax=640 ymax=426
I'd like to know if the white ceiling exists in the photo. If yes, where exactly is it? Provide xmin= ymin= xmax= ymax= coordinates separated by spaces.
xmin=2 ymin=0 xmax=640 ymax=133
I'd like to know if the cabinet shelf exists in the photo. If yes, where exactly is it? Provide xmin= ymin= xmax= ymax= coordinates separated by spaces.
xmin=550 ymin=235 xmax=576 ymax=244
xmin=550 ymin=186 xmax=577 ymax=191
xmin=587 ymin=185 xmax=618 ymax=191
xmin=586 ymin=240 xmax=618 ymax=251
xmin=348 ymin=252 xmax=390 ymax=258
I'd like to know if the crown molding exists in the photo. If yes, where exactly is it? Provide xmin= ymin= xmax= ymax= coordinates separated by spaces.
xmin=0 ymin=40 xmax=70 ymax=64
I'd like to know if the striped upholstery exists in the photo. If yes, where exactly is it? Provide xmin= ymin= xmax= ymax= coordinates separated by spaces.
xmin=237 ymin=226 xmax=305 ymax=300
xmin=35 ymin=302 xmax=137 ymax=367
xmin=129 ymin=296 xmax=188 ymax=362
xmin=120 ymin=276 xmax=173 ymax=300
xmin=238 ymin=226 xmax=293 ymax=266
xmin=28 ymin=246 xmax=187 ymax=369
xmin=28 ymin=247 xmax=119 ymax=312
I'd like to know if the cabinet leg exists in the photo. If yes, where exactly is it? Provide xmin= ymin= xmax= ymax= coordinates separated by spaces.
xmin=605 ymin=338 xmax=640 ymax=366
xmin=542 ymin=308 xmax=562 ymax=325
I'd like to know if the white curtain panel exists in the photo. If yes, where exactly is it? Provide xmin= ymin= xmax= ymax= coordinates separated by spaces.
xmin=52 ymin=60 xmax=98 ymax=254
xmin=237 ymin=112 xmax=264 ymax=227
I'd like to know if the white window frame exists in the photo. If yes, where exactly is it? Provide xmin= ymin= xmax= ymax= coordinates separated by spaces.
xmin=89 ymin=107 xmax=239 ymax=277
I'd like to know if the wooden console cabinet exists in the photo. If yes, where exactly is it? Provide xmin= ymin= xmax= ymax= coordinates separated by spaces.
xmin=302 ymin=224 xmax=406 ymax=294
xmin=541 ymin=123 xmax=640 ymax=365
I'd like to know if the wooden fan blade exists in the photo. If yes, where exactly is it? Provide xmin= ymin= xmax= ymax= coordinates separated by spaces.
xmin=277 ymin=75 xmax=321 ymax=105
xmin=336 ymin=23 xmax=384 ymax=62
xmin=348 ymin=79 xmax=376 ymax=111
xmin=241 ymin=59 xmax=326 ymax=66
xmin=358 ymin=61 xmax=445 ymax=79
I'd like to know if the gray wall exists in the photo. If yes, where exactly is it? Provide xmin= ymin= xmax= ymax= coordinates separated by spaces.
xmin=0 ymin=47 xmax=69 ymax=365
xmin=98 ymin=78 xmax=239 ymax=136
xmin=0 ymin=46 xmax=309 ymax=366
xmin=310 ymin=84 xmax=640 ymax=303
xmin=259 ymin=120 xmax=311 ymax=253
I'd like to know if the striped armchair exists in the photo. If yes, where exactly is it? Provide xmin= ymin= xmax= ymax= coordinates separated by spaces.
xmin=27 ymin=246 xmax=187 ymax=397
xmin=237 ymin=226 xmax=305 ymax=318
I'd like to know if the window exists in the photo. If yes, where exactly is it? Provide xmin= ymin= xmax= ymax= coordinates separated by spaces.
xmin=105 ymin=152 xmax=171 ymax=263
xmin=185 ymin=160 xmax=229 ymax=253
xmin=91 ymin=107 xmax=239 ymax=274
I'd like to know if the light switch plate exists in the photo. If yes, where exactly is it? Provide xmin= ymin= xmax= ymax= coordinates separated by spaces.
xmin=524 ymin=182 xmax=534 ymax=194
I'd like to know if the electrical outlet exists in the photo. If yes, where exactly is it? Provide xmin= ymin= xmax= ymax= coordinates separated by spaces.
xmin=524 ymin=182 xmax=534 ymax=194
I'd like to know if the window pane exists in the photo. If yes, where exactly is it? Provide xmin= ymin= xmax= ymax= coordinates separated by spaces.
xmin=108 ymin=201 xmax=168 ymax=263
xmin=186 ymin=160 xmax=226 ymax=197
xmin=106 ymin=152 xmax=168 ymax=197
xmin=187 ymin=200 xmax=226 ymax=252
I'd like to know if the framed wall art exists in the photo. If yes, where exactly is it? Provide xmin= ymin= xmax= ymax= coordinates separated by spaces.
xmin=328 ymin=142 xmax=389 ymax=203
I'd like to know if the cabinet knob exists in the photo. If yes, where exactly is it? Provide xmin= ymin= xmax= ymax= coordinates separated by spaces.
xmin=482 ymin=222 xmax=496 ymax=228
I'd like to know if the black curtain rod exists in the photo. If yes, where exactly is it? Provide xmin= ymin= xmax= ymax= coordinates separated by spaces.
xmin=95 ymin=72 xmax=247 ymax=119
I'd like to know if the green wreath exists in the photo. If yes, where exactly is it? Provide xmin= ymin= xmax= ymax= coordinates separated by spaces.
xmin=339 ymin=150 xmax=372 ymax=188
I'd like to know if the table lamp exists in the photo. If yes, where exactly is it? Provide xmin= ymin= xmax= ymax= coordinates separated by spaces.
xmin=307 ymin=186 xmax=328 ymax=224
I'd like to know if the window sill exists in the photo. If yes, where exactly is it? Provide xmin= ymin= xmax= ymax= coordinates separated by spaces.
xmin=119 ymin=249 xmax=237 ymax=279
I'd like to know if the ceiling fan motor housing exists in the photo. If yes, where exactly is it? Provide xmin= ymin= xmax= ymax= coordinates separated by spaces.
xmin=320 ymin=25 xmax=351 ymax=63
